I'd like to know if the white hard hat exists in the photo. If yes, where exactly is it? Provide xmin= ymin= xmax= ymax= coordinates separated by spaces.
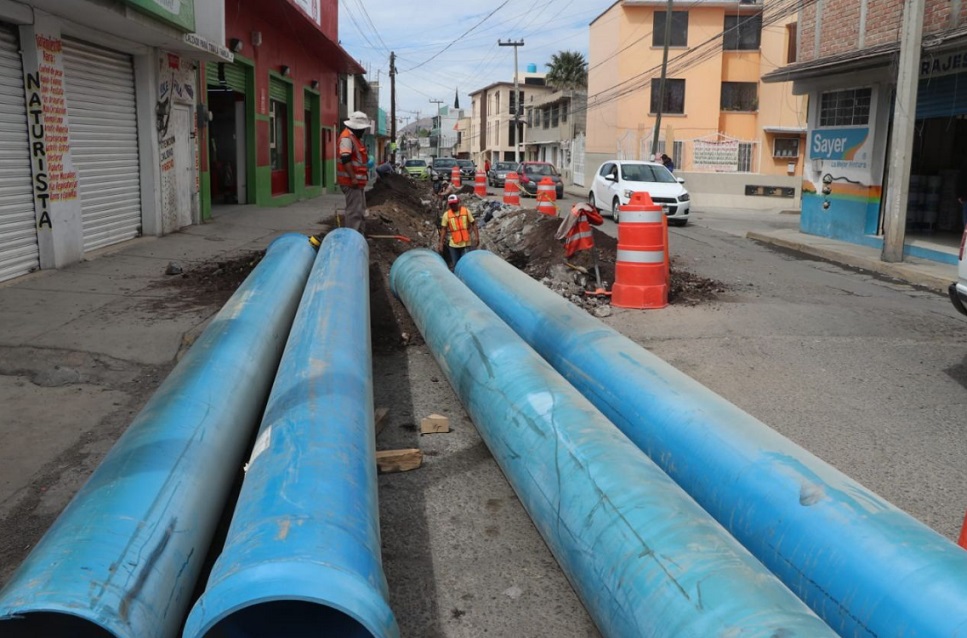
xmin=344 ymin=111 xmax=371 ymax=129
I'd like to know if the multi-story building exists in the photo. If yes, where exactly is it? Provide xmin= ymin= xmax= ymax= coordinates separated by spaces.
xmin=586 ymin=0 xmax=806 ymax=209
xmin=763 ymin=0 xmax=967 ymax=264
xmin=470 ymin=72 xmax=554 ymax=166
xmin=0 ymin=0 xmax=232 ymax=283
xmin=430 ymin=105 xmax=461 ymax=159
xmin=202 ymin=0 xmax=363 ymax=213
xmin=454 ymin=114 xmax=472 ymax=159
xmin=523 ymin=89 xmax=588 ymax=186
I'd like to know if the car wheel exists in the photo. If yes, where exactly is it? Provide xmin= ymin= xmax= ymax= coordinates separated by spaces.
xmin=612 ymin=198 xmax=621 ymax=223
xmin=588 ymin=192 xmax=597 ymax=211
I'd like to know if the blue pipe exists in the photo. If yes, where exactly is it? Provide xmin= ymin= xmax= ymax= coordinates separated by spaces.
xmin=183 ymin=229 xmax=397 ymax=638
xmin=456 ymin=250 xmax=967 ymax=637
xmin=0 ymin=234 xmax=316 ymax=638
xmin=390 ymin=249 xmax=836 ymax=638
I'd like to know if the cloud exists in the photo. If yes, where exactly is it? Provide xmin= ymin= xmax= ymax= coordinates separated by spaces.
xmin=338 ymin=0 xmax=604 ymax=125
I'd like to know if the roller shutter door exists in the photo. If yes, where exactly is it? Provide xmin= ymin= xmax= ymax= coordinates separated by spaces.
xmin=63 ymin=38 xmax=142 ymax=252
xmin=917 ymin=73 xmax=967 ymax=119
xmin=0 ymin=25 xmax=39 ymax=281
xmin=206 ymin=61 xmax=247 ymax=93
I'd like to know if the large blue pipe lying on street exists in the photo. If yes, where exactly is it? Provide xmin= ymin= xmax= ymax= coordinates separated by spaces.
xmin=456 ymin=249 xmax=967 ymax=637
xmin=184 ymin=229 xmax=397 ymax=638
xmin=391 ymin=249 xmax=836 ymax=638
xmin=0 ymin=234 xmax=316 ymax=638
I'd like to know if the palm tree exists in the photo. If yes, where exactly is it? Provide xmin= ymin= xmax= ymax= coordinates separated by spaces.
xmin=545 ymin=51 xmax=588 ymax=90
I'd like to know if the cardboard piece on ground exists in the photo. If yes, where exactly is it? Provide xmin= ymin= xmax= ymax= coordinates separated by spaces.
xmin=376 ymin=449 xmax=423 ymax=474
xmin=420 ymin=413 xmax=450 ymax=434
xmin=374 ymin=407 xmax=389 ymax=436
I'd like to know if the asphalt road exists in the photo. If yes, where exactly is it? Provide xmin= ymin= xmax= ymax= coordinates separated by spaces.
xmin=376 ymin=205 xmax=967 ymax=636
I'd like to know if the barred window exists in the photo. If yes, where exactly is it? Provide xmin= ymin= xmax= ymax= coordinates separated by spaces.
xmin=819 ymin=88 xmax=871 ymax=126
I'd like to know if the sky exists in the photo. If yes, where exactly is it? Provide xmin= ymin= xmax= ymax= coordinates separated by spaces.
xmin=336 ymin=0 xmax=609 ymax=128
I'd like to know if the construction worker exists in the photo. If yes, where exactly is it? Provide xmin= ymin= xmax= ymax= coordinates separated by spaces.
xmin=439 ymin=194 xmax=478 ymax=267
xmin=337 ymin=111 xmax=371 ymax=232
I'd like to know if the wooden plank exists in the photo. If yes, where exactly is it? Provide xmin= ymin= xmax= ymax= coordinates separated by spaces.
xmin=420 ymin=413 xmax=450 ymax=434
xmin=376 ymin=449 xmax=423 ymax=474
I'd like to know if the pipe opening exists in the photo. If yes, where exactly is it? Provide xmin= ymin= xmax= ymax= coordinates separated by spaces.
xmin=0 ymin=612 xmax=116 ymax=637
xmin=203 ymin=600 xmax=374 ymax=638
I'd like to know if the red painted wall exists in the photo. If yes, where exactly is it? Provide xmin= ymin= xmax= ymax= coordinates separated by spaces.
xmin=225 ymin=0 xmax=342 ymax=168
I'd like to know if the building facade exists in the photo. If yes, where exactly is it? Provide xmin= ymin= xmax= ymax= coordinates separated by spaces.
xmin=524 ymin=89 xmax=588 ymax=186
xmin=0 ymin=0 xmax=232 ymax=283
xmin=202 ymin=0 xmax=363 ymax=214
xmin=470 ymin=75 xmax=553 ymax=165
xmin=764 ymin=0 xmax=967 ymax=264
xmin=586 ymin=0 xmax=806 ymax=209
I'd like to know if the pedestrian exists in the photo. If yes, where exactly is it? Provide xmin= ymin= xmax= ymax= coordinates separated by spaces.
xmin=660 ymin=153 xmax=675 ymax=173
xmin=439 ymin=194 xmax=479 ymax=267
xmin=484 ymin=158 xmax=491 ymax=174
xmin=337 ymin=111 xmax=371 ymax=232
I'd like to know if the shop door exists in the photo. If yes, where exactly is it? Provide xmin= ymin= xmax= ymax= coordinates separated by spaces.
xmin=63 ymin=38 xmax=142 ymax=252
xmin=305 ymin=108 xmax=312 ymax=187
xmin=0 ymin=25 xmax=38 ymax=281
xmin=269 ymin=78 xmax=289 ymax=195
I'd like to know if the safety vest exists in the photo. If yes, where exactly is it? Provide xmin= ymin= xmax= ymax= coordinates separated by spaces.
xmin=444 ymin=207 xmax=472 ymax=246
xmin=336 ymin=129 xmax=369 ymax=188
xmin=563 ymin=208 xmax=602 ymax=257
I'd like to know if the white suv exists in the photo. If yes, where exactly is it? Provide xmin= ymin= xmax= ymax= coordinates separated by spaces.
xmin=951 ymin=228 xmax=967 ymax=316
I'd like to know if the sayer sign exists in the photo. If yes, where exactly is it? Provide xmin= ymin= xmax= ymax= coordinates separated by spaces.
xmin=809 ymin=127 xmax=869 ymax=160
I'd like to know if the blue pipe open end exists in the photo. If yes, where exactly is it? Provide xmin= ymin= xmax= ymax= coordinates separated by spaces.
xmin=1 ymin=613 xmax=114 ymax=638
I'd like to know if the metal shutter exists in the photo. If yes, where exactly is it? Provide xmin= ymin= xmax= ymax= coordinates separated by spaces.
xmin=63 ymin=38 xmax=142 ymax=252
xmin=917 ymin=73 xmax=967 ymax=120
xmin=206 ymin=61 xmax=247 ymax=93
xmin=0 ymin=25 xmax=39 ymax=281
xmin=269 ymin=77 xmax=288 ymax=102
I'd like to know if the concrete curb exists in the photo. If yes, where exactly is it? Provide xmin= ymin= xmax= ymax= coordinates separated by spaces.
xmin=747 ymin=231 xmax=952 ymax=295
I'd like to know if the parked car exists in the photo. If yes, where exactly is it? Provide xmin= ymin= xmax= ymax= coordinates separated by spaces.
xmin=950 ymin=227 xmax=967 ymax=316
xmin=457 ymin=159 xmax=476 ymax=180
xmin=516 ymin=161 xmax=564 ymax=198
xmin=488 ymin=161 xmax=517 ymax=187
xmin=588 ymin=160 xmax=691 ymax=225
xmin=403 ymin=159 xmax=429 ymax=180
xmin=429 ymin=157 xmax=459 ymax=181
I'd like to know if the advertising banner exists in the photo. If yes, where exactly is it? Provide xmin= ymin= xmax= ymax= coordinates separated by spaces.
xmin=693 ymin=139 xmax=739 ymax=172
xmin=809 ymin=127 xmax=870 ymax=170
xmin=122 ymin=0 xmax=195 ymax=32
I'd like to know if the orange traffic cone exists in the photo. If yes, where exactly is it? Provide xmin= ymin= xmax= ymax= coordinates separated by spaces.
xmin=536 ymin=177 xmax=557 ymax=216
xmin=503 ymin=172 xmax=520 ymax=206
xmin=611 ymin=192 xmax=669 ymax=309
xmin=474 ymin=169 xmax=487 ymax=197
xmin=450 ymin=165 xmax=462 ymax=188
xmin=958 ymin=510 xmax=967 ymax=549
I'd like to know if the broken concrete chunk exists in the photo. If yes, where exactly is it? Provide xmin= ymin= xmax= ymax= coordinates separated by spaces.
xmin=420 ymin=413 xmax=450 ymax=434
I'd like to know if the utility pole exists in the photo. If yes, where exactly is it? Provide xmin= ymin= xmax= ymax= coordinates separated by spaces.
xmin=499 ymin=39 xmax=524 ymax=163
xmin=651 ymin=0 xmax=673 ymax=159
xmin=881 ymin=0 xmax=925 ymax=262
xmin=389 ymin=51 xmax=397 ymax=164
xmin=429 ymin=98 xmax=444 ymax=159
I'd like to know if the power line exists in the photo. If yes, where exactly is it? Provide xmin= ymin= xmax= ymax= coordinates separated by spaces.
xmin=402 ymin=1 xmax=512 ymax=72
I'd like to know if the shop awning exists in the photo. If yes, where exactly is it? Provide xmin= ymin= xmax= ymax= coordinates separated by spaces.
xmin=762 ymin=126 xmax=806 ymax=134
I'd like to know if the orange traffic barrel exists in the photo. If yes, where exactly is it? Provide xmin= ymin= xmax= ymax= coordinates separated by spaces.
xmin=536 ymin=177 xmax=557 ymax=216
xmin=611 ymin=192 xmax=669 ymax=309
xmin=504 ymin=172 xmax=520 ymax=206
xmin=474 ymin=169 xmax=487 ymax=197
xmin=450 ymin=165 xmax=462 ymax=188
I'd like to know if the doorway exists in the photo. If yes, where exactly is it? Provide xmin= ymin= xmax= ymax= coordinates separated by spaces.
xmin=208 ymin=88 xmax=247 ymax=205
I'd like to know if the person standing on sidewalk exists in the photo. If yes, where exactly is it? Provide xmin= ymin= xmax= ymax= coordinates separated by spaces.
xmin=439 ymin=194 xmax=478 ymax=267
xmin=337 ymin=111 xmax=371 ymax=232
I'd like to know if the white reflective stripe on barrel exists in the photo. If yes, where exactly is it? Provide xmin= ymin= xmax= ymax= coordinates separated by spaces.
xmin=619 ymin=210 xmax=664 ymax=224
xmin=616 ymin=249 xmax=665 ymax=264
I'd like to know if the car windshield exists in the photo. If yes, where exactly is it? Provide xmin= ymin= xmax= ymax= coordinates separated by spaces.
xmin=405 ymin=160 xmax=426 ymax=167
xmin=457 ymin=160 xmax=474 ymax=168
xmin=496 ymin=162 xmax=516 ymax=171
xmin=621 ymin=164 xmax=676 ymax=184
xmin=433 ymin=158 xmax=457 ymax=169
xmin=525 ymin=164 xmax=558 ymax=176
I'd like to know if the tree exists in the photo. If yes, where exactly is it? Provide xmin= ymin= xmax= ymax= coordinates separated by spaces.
xmin=545 ymin=51 xmax=588 ymax=90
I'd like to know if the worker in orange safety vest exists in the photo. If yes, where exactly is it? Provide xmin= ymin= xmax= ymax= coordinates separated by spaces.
xmin=438 ymin=194 xmax=479 ymax=267
xmin=336 ymin=111 xmax=371 ymax=232
xmin=556 ymin=202 xmax=604 ymax=257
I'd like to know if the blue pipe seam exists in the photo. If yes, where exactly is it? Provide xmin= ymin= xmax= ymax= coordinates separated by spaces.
xmin=390 ymin=249 xmax=837 ymax=638
xmin=184 ymin=229 xmax=398 ymax=638
xmin=455 ymin=249 xmax=967 ymax=637
xmin=0 ymin=234 xmax=317 ymax=638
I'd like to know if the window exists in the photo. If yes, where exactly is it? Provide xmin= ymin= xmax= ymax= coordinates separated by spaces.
xmin=527 ymin=107 xmax=534 ymax=127
xmin=738 ymin=142 xmax=754 ymax=172
xmin=599 ymin=162 xmax=614 ymax=177
xmin=819 ymin=88 xmax=872 ymax=126
xmin=721 ymin=82 xmax=758 ymax=111
xmin=509 ymin=90 xmax=523 ymax=116
xmin=653 ymin=11 xmax=688 ymax=47
xmin=534 ymin=108 xmax=541 ymax=128
xmin=773 ymin=137 xmax=800 ymax=158
xmin=724 ymin=14 xmax=762 ymax=50
xmin=551 ymin=105 xmax=559 ymax=127
xmin=650 ymin=78 xmax=685 ymax=114
xmin=508 ymin=121 xmax=517 ymax=146
xmin=338 ymin=76 xmax=348 ymax=106
xmin=270 ymin=99 xmax=287 ymax=170
xmin=543 ymin=107 xmax=550 ymax=129
xmin=786 ymin=23 xmax=797 ymax=63
xmin=561 ymin=102 xmax=568 ymax=123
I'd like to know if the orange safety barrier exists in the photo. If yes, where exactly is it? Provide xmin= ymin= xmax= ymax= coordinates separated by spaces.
xmin=503 ymin=172 xmax=520 ymax=206
xmin=959 ymin=510 xmax=967 ymax=550
xmin=611 ymin=192 xmax=669 ymax=309
xmin=474 ymin=169 xmax=487 ymax=197
xmin=451 ymin=165 xmax=462 ymax=188
xmin=536 ymin=177 xmax=557 ymax=216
